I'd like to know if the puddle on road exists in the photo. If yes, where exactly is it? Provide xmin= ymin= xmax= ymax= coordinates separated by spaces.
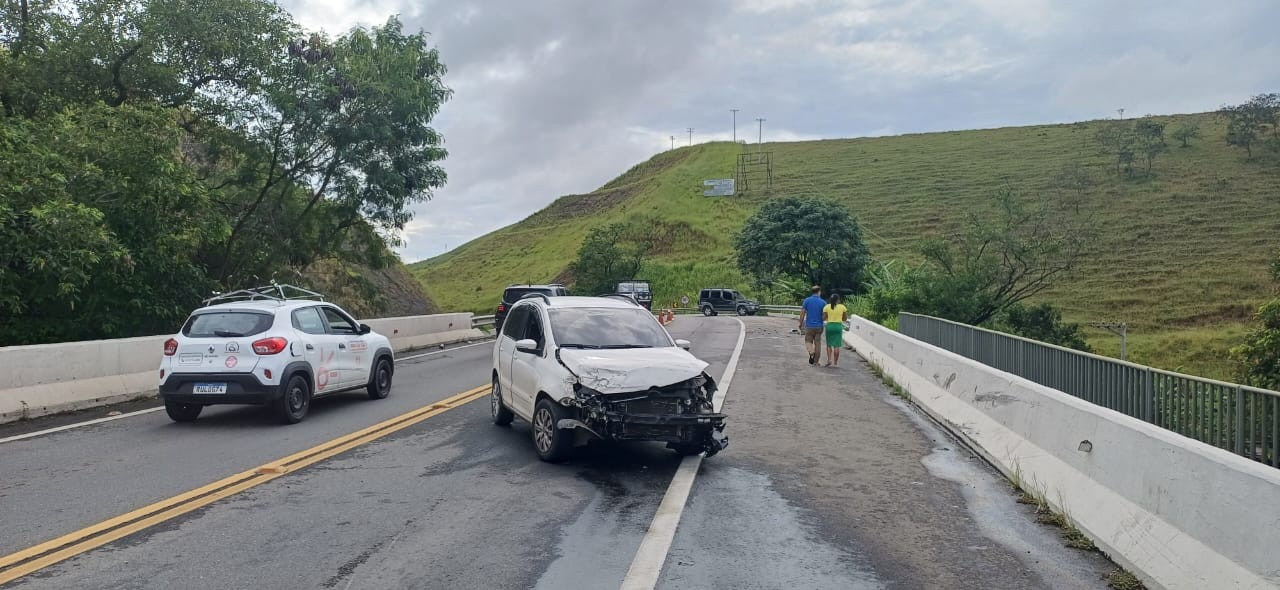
xmin=883 ymin=395 xmax=1112 ymax=589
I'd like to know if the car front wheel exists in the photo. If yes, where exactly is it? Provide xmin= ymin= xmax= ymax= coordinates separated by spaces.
xmin=165 ymin=401 xmax=202 ymax=423
xmin=492 ymin=376 xmax=514 ymax=426
xmin=366 ymin=358 xmax=392 ymax=400
xmin=736 ymin=305 xmax=748 ymax=316
xmin=701 ymin=305 xmax=715 ymax=317
xmin=532 ymin=398 xmax=571 ymax=462
xmin=276 ymin=374 xmax=312 ymax=424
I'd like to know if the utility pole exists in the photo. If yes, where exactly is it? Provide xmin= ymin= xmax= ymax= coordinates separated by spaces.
xmin=730 ymin=109 xmax=739 ymax=142
xmin=756 ymin=118 xmax=765 ymax=144
xmin=686 ymin=127 xmax=693 ymax=145
xmin=1117 ymin=108 xmax=1125 ymax=120
xmin=670 ymin=135 xmax=674 ymax=150
xmin=1089 ymin=322 xmax=1128 ymax=360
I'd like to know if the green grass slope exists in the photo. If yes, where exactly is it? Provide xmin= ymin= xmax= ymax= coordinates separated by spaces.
xmin=412 ymin=112 xmax=1280 ymax=378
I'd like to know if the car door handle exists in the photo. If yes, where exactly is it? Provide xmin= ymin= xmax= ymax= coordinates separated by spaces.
xmin=338 ymin=343 xmax=346 ymax=349
xmin=305 ymin=344 xmax=315 ymax=351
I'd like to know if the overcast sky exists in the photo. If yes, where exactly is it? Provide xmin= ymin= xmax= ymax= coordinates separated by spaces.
xmin=281 ymin=0 xmax=1280 ymax=263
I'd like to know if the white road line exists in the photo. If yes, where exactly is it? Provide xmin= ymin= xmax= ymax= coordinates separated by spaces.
xmin=0 ymin=407 xmax=165 ymax=445
xmin=1 ymin=339 xmax=495 ymax=445
xmin=620 ymin=317 xmax=746 ymax=590
xmin=397 ymin=340 xmax=492 ymax=361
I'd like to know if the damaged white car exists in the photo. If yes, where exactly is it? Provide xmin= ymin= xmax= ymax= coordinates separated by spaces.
xmin=490 ymin=295 xmax=728 ymax=462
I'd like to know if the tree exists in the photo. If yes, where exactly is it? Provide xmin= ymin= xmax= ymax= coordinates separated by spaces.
xmin=1171 ymin=123 xmax=1200 ymax=148
xmin=1233 ymin=299 xmax=1280 ymax=390
xmin=997 ymin=303 xmax=1092 ymax=352
xmin=734 ymin=196 xmax=871 ymax=294
xmin=1220 ymin=93 xmax=1279 ymax=160
xmin=569 ymin=223 xmax=651 ymax=296
xmin=915 ymin=186 xmax=1092 ymax=325
xmin=1095 ymin=121 xmax=1136 ymax=177
xmin=1133 ymin=119 xmax=1167 ymax=176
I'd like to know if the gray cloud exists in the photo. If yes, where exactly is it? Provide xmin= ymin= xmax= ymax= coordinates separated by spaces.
xmin=282 ymin=0 xmax=1280 ymax=261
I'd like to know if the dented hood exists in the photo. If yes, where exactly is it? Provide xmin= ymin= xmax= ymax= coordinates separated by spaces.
xmin=558 ymin=347 xmax=709 ymax=394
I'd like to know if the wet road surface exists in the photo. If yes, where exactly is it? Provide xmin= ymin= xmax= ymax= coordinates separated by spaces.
xmin=0 ymin=316 xmax=1113 ymax=588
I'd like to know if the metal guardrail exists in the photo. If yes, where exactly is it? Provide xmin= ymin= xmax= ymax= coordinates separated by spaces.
xmin=899 ymin=313 xmax=1280 ymax=468
xmin=472 ymin=315 xmax=495 ymax=328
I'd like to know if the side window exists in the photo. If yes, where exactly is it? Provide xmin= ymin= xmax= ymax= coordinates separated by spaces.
xmin=699 ymin=290 xmax=708 ymax=300
xmin=524 ymin=308 xmax=546 ymax=349
xmin=292 ymin=307 xmax=326 ymax=335
xmin=321 ymin=307 xmax=358 ymax=335
xmin=502 ymin=306 xmax=528 ymax=339
xmin=712 ymin=290 xmax=723 ymax=301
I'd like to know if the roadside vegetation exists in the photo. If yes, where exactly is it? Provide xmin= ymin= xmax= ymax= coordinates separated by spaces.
xmin=0 ymin=0 xmax=446 ymax=345
xmin=414 ymin=97 xmax=1280 ymax=378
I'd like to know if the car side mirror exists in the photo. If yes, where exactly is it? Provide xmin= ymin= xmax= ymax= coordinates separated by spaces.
xmin=515 ymin=338 xmax=540 ymax=354
xmin=675 ymin=339 xmax=691 ymax=350
xmin=359 ymin=323 xmax=372 ymax=335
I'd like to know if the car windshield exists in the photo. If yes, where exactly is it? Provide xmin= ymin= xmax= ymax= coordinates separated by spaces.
xmin=549 ymin=307 xmax=672 ymax=349
xmin=182 ymin=311 xmax=274 ymax=338
xmin=618 ymin=282 xmax=651 ymax=295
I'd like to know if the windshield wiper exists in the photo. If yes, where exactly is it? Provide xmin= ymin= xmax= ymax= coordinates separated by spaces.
xmin=559 ymin=343 xmax=602 ymax=349
xmin=213 ymin=330 xmax=246 ymax=337
xmin=599 ymin=344 xmax=654 ymax=349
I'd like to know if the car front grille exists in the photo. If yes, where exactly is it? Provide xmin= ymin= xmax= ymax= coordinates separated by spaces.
xmin=623 ymin=399 xmax=680 ymax=415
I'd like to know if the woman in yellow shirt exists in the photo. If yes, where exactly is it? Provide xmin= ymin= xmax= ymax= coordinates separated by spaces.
xmin=822 ymin=294 xmax=848 ymax=367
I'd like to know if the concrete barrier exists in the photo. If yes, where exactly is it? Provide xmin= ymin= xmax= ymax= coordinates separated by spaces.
xmin=0 ymin=312 xmax=484 ymax=424
xmin=843 ymin=315 xmax=1280 ymax=590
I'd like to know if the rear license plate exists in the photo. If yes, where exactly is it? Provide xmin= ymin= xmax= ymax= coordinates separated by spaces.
xmin=193 ymin=383 xmax=227 ymax=395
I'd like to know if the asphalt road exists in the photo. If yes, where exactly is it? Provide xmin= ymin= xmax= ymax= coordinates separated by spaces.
xmin=0 ymin=316 xmax=1113 ymax=589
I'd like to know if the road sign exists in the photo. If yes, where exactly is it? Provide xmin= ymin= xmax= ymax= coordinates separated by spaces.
xmin=680 ymin=295 xmax=690 ymax=306
xmin=702 ymin=178 xmax=735 ymax=196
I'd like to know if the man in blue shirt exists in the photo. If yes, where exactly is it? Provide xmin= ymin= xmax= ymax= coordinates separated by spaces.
xmin=799 ymin=285 xmax=827 ymax=365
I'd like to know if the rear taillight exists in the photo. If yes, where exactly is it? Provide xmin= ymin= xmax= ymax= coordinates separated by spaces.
xmin=164 ymin=338 xmax=178 ymax=356
xmin=252 ymin=337 xmax=288 ymax=355
xmin=497 ymin=304 xmax=506 ymax=313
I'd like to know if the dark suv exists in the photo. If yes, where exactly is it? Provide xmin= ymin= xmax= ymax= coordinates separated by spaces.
xmin=698 ymin=288 xmax=759 ymax=316
xmin=495 ymin=284 xmax=568 ymax=328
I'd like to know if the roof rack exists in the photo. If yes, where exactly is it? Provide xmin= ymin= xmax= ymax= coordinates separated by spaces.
xmin=203 ymin=282 xmax=325 ymax=306
xmin=602 ymin=294 xmax=642 ymax=307
xmin=518 ymin=292 xmax=552 ymax=304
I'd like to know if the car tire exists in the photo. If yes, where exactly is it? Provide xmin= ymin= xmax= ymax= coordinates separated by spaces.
xmin=701 ymin=305 xmax=714 ymax=317
xmin=366 ymin=357 xmax=393 ymax=400
xmin=276 ymin=374 xmax=312 ymax=424
xmin=532 ymin=398 xmax=572 ymax=462
xmin=165 ymin=401 xmax=202 ymax=423
xmin=491 ymin=375 xmax=514 ymax=426
xmin=736 ymin=305 xmax=748 ymax=316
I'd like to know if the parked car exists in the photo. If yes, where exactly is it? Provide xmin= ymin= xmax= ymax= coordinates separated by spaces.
xmin=615 ymin=280 xmax=653 ymax=309
xmin=698 ymin=288 xmax=759 ymax=316
xmin=495 ymin=284 xmax=569 ymax=329
xmin=158 ymin=285 xmax=395 ymax=424
xmin=490 ymin=295 xmax=728 ymax=462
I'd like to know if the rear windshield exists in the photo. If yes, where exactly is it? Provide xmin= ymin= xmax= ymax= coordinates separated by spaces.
xmin=549 ymin=308 xmax=673 ymax=349
xmin=504 ymin=287 xmax=553 ymax=303
xmin=617 ymin=282 xmax=651 ymax=295
xmin=182 ymin=311 xmax=274 ymax=338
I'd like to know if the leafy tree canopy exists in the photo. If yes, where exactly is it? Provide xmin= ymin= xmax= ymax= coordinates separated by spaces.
xmin=0 ymin=0 xmax=449 ymax=345
xmin=734 ymin=196 xmax=870 ymax=295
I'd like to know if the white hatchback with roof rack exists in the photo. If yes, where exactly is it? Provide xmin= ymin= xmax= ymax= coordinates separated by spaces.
xmin=158 ymin=283 xmax=395 ymax=424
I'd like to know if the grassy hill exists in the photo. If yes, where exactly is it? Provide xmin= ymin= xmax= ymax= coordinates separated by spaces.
xmin=411 ymin=112 xmax=1280 ymax=378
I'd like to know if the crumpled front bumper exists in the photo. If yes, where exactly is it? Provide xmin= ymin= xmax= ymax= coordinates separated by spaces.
xmin=563 ymin=373 xmax=729 ymax=456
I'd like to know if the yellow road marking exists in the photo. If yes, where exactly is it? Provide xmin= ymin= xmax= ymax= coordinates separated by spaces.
xmin=0 ymin=384 xmax=490 ymax=585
